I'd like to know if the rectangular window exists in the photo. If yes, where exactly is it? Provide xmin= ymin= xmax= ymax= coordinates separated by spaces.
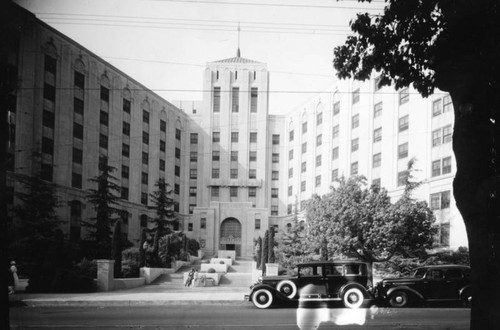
xmin=122 ymin=165 xmax=129 ymax=179
xmin=123 ymin=99 xmax=131 ymax=114
xmin=122 ymin=122 xmax=130 ymax=136
xmin=255 ymin=219 xmax=261 ymax=230
xmin=213 ymin=87 xmax=221 ymax=112
xmin=231 ymin=132 xmax=239 ymax=143
xmin=372 ymin=178 xmax=381 ymax=187
xmin=160 ymin=120 xmax=166 ymax=132
xmin=272 ymin=134 xmax=280 ymax=145
xmin=141 ymin=172 xmax=148 ymax=185
xmin=272 ymin=153 xmax=279 ymax=163
xmin=142 ymin=131 xmax=149 ymax=145
xmin=373 ymin=127 xmax=382 ymax=142
xmin=430 ymin=191 xmax=451 ymax=209
xmin=432 ymin=99 xmax=442 ymax=117
xmin=316 ymin=155 xmax=322 ymax=167
xmin=271 ymin=206 xmax=278 ymax=215
xmin=248 ymin=187 xmax=256 ymax=197
xmin=301 ymin=181 xmax=306 ymax=192
xmin=352 ymin=114 xmax=359 ymax=129
xmin=190 ymin=169 xmax=197 ymax=179
xmin=231 ymin=151 xmax=238 ymax=162
xmin=332 ymin=168 xmax=338 ymax=180
xmin=42 ymin=109 xmax=55 ymax=129
xmin=188 ymin=223 xmax=193 ymax=231
xmin=289 ymin=149 xmax=294 ymax=160
xmin=441 ymin=191 xmax=451 ymax=208
xmin=190 ymin=133 xmax=198 ymax=144
xmin=302 ymin=142 xmax=307 ymax=154
xmin=351 ymin=138 xmax=359 ymax=152
xmin=332 ymin=147 xmax=339 ymax=160
xmin=332 ymin=125 xmax=339 ymax=139
xmin=373 ymin=153 xmax=381 ymax=168
xmin=374 ymin=102 xmax=383 ymax=118
xmin=443 ymin=95 xmax=452 ymax=113
xmin=249 ymin=151 xmax=257 ymax=162
xmin=175 ymin=147 xmax=181 ymax=159
xmin=316 ymin=112 xmax=323 ymax=125
xmin=316 ymin=134 xmax=322 ymax=146
xmin=99 ymin=134 xmax=108 ymax=149
xmin=211 ymin=187 xmax=219 ymax=197
xmin=213 ymin=131 xmax=220 ymax=143
xmin=74 ymin=98 xmax=84 ymax=115
xmin=249 ymin=169 xmax=256 ymax=179
xmin=142 ymin=110 xmax=149 ymax=124
xmin=159 ymin=159 xmax=165 ymax=171
xmin=191 ymin=152 xmax=198 ymax=162
xmin=301 ymin=162 xmax=307 ymax=173
xmin=72 ymin=147 xmax=83 ymax=164
xmin=121 ymin=187 xmax=129 ymax=200
xmin=230 ymin=168 xmax=238 ymax=179
xmin=41 ymin=163 xmax=53 ymax=182
xmin=251 ymin=88 xmax=258 ymax=112
xmin=100 ymin=110 xmax=109 ymax=126
xmin=44 ymin=83 xmax=55 ymax=101
xmin=122 ymin=143 xmax=130 ymax=157
xmin=160 ymin=140 xmax=166 ymax=152
xmin=175 ymin=165 xmax=180 ymax=176
xmin=315 ymin=175 xmax=321 ymax=187
xmin=352 ymin=88 xmax=360 ymax=104
xmin=100 ymin=86 xmax=109 ymax=102
xmin=176 ymin=129 xmax=181 ymax=140
xmin=442 ymin=156 xmax=452 ymax=174
xmin=201 ymin=217 xmax=207 ymax=229
xmin=232 ymin=87 xmax=239 ymax=112
xmin=333 ymin=101 xmax=340 ymax=115
xmin=250 ymin=132 xmax=257 ymax=143
xmin=302 ymin=122 xmax=308 ymax=134
xmin=399 ymin=87 xmax=409 ymax=105
xmin=351 ymin=162 xmax=358 ymax=176
xmin=443 ymin=125 xmax=452 ymax=144
xmin=45 ymin=55 xmax=57 ymax=74
xmin=432 ymin=129 xmax=442 ymax=147
xmin=288 ymin=185 xmax=293 ymax=196
xmin=141 ymin=192 xmax=148 ymax=205
xmin=397 ymin=171 xmax=408 ymax=186
xmin=289 ymin=130 xmax=294 ymax=142
xmin=271 ymin=188 xmax=278 ymax=198
xmin=142 ymin=152 xmax=149 ymax=165
xmin=432 ymin=160 xmax=441 ymax=177
xmin=212 ymin=168 xmax=220 ymax=178
xmin=288 ymin=168 xmax=293 ymax=178
xmin=230 ymin=187 xmax=238 ymax=197
xmin=72 ymin=173 xmax=82 ymax=189
xmin=399 ymin=115 xmax=409 ymax=132
xmin=398 ymin=142 xmax=408 ymax=159
xmin=272 ymin=171 xmax=279 ymax=180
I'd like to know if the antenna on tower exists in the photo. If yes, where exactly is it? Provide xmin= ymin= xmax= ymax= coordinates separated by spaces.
xmin=237 ymin=22 xmax=241 ymax=57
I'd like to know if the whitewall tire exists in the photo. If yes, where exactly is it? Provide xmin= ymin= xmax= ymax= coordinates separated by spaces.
xmin=252 ymin=288 xmax=274 ymax=309
xmin=342 ymin=287 xmax=364 ymax=309
xmin=277 ymin=280 xmax=297 ymax=299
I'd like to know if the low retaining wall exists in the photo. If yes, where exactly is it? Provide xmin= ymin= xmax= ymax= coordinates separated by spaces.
xmin=200 ymin=263 xmax=228 ymax=273
xmin=113 ymin=277 xmax=146 ymax=290
xmin=210 ymin=258 xmax=233 ymax=266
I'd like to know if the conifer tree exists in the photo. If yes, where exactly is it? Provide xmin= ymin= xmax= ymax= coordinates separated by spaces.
xmin=268 ymin=226 xmax=276 ymax=263
xmin=111 ymin=219 xmax=123 ymax=278
xmin=149 ymin=177 xmax=178 ymax=236
xmin=261 ymin=230 xmax=269 ymax=274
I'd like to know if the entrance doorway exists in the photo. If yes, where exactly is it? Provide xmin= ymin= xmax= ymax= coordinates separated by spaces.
xmin=219 ymin=218 xmax=241 ymax=256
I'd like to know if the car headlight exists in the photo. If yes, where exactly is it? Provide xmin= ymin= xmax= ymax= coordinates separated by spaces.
xmin=258 ymin=276 xmax=262 ymax=282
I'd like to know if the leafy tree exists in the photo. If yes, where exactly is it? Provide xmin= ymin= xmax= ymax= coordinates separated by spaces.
xmin=276 ymin=206 xmax=309 ymax=272
xmin=268 ymin=226 xmax=276 ymax=263
xmin=149 ymin=178 xmax=178 ymax=237
xmin=84 ymin=156 xmax=121 ymax=258
xmin=305 ymin=173 xmax=434 ymax=264
xmin=320 ymin=237 xmax=329 ymax=261
xmin=9 ymin=174 xmax=62 ymax=275
xmin=111 ymin=219 xmax=123 ymax=278
xmin=333 ymin=1 xmax=500 ymax=326
xmin=261 ymin=230 xmax=269 ymax=274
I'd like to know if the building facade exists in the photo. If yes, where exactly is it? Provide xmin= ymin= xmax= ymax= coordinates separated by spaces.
xmin=6 ymin=4 xmax=467 ymax=261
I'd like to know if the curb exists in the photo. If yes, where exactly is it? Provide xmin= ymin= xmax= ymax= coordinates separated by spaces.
xmin=11 ymin=299 xmax=250 ymax=308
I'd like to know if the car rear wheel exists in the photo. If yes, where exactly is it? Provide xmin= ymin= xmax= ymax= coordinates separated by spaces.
xmin=277 ymin=280 xmax=297 ymax=299
xmin=389 ymin=291 xmax=409 ymax=308
xmin=252 ymin=288 xmax=274 ymax=309
xmin=342 ymin=287 xmax=364 ymax=309
xmin=461 ymin=289 xmax=472 ymax=308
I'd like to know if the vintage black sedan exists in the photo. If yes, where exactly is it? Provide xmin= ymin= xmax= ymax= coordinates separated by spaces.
xmin=246 ymin=260 xmax=373 ymax=309
xmin=374 ymin=264 xmax=472 ymax=307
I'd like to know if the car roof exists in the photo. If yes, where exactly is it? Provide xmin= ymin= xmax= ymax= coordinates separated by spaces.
xmin=298 ymin=260 xmax=367 ymax=267
xmin=415 ymin=264 xmax=470 ymax=270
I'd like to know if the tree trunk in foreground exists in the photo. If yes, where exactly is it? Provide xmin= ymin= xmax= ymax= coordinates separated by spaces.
xmin=450 ymin=84 xmax=500 ymax=329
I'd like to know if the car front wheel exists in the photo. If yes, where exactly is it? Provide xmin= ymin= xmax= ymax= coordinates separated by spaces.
xmin=252 ymin=288 xmax=274 ymax=309
xmin=389 ymin=291 xmax=409 ymax=308
xmin=342 ymin=287 xmax=364 ymax=309
xmin=277 ymin=280 xmax=297 ymax=299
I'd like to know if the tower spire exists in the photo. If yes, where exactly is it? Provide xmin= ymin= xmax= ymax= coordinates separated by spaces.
xmin=237 ymin=22 xmax=241 ymax=57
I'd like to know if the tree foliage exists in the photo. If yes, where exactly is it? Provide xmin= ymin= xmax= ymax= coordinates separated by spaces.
xmin=149 ymin=177 xmax=178 ymax=236
xmin=84 ymin=157 xmax=121 ymax=258
xmin=275 ymin=206 xmax=309 ymax=272
xmin=261 ymin=230 xmax=269 ymax=273
xmin=111 ymin=219 xmax=123 ymax=278
xmin=305 ymin=173 xmax=434 ymax=263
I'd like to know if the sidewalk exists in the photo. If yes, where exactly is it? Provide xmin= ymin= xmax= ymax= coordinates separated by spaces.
xmin=9 ymin=282 xmax=250 ymax=307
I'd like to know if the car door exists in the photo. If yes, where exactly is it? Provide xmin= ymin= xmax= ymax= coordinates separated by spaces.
xmin=324 ymin=264 xmax=345 ymax=298
xmin=297 ymin=264 xmax=327 ymax=298
xmin=423 ymin=268 xmax=458 ymax=300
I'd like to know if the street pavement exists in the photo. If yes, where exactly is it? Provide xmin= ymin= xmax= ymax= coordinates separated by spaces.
xmin=9 ymin=279 xmax=250 ymax=307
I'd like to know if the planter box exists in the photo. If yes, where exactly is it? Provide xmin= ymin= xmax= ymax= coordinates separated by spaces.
xmin=210 ymin=258 xmax=233 ymax=266
xmin=200 ymin=263 xmax=228 ymax=273
xmin=217 ymin=250 xmax=236 ymax=260
xmin=266 ymin=263 xmax=279 ymax=276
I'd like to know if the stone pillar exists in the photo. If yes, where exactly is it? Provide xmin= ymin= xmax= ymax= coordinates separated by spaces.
xmin=97 ymin=259 xmax=114 ymax=292
xmin=266 ymin=263 xmax=279 ymax=276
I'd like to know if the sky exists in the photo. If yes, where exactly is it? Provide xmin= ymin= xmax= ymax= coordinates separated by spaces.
xmin=14 ymin=0 xmax=386 ymax=115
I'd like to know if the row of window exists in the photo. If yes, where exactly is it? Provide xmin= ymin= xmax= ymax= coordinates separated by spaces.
xmin=213 ymin=87 xmax=259 ymax=113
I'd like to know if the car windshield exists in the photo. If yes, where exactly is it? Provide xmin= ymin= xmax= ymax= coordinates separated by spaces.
xmin=413 ymin=268 xmax=427 ymax=278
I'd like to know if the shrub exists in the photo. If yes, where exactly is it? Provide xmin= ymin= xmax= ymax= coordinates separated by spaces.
xmin=219 ymin=261 xmax=225 ymax=264
xmin=122 ymin=247 xmax=141 ymax=278
xmin=207 ymin=268 xmax=216 ymax=273
xmin=76 ymin=258 xmax=97 ymax=279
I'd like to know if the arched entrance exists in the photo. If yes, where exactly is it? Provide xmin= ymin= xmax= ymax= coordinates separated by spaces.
xmin=220 ymin=217 xmax=242 ymax=256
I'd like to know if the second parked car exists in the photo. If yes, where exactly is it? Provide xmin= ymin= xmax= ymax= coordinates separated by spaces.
xmin=374 ymin=264 xmax=472 ymax=307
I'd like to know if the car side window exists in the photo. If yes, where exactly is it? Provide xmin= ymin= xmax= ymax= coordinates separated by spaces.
xmin=299 ymin=265 xmax=322 ymax=277
xmin=426 ymin=269 xmax=445 ymax=280
xmin=324 ymin=265 xmax=343 ymax=276
xmin=446 ymin=268 xmax=463 ymax=279
xmin=345 ymin=264 xmax=360 ymax=275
